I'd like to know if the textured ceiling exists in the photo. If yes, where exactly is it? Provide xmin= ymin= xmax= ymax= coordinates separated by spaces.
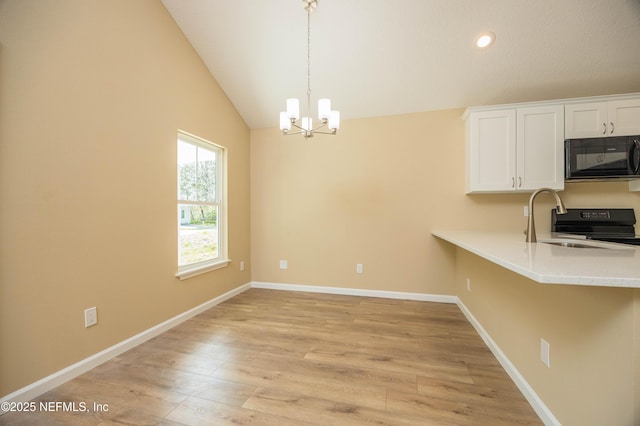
xmin=162 ymin=0 xmax=640 ymax=129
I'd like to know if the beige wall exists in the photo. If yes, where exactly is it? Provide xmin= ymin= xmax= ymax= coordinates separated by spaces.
xmin=252 ymin=109 xmax=538 ymax=294
xmin=456 ymin=249 xmax=638 ymax=425
xmin=0 ymin=0 xmax=250 ymax=396
xmin=251 ymin=110 xmax=640 ymax=424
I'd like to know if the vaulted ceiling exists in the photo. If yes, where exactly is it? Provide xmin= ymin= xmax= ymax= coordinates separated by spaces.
xmin=161 ymin=0 xmax=640 ymax=129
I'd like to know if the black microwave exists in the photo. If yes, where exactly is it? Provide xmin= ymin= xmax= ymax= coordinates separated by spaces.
xmin=565 ymin=136 xmax=640 ymax=180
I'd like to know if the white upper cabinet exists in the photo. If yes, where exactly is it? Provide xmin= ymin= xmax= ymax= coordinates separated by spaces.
xmin=466 ymin=109 xmax=516 ymax=193
xmin=465 ymin=105 xmax=564 ymax=193
xmin=516 ymin=105 xmax=565 ymax=191
xmin=564 ymin=102 xmax=608 ymax=138
xmin=565 ymin=98 xmax=640 ymax=138
xmin=465 ymin=93 xmax=640 ymax=194
xmin=609 ymin=99 xmax=640 ymax=136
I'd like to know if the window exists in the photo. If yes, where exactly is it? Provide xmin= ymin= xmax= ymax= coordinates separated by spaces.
xmin=176 ymin=131 xmax=228 ymax=279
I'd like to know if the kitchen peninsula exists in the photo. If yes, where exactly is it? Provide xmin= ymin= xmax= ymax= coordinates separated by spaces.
xmin=433 ymin=229 xmax=640 ymax=426
xmin=433 ymin=230 xmax=640 ymax=288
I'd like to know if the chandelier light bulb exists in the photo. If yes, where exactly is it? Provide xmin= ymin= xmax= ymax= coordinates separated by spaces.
xmin=328 ymin=111 xmax=340 ymax=131
xmin=280 ymin=111 xmax=292 ymax=132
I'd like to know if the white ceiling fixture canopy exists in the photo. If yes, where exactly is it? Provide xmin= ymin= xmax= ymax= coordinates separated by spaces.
xmin=279 ymin=0 xmax=340 ymax=139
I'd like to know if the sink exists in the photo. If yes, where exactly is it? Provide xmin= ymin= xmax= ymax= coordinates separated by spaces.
xmin=543 ymin=241 xmax=607 ymax=249
xmin=539 ymin=238 xmax=634 ymax=251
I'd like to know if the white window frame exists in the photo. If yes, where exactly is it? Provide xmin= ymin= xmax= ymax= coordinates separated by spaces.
xmin=175 ymin=131 xmax=229 ymax=280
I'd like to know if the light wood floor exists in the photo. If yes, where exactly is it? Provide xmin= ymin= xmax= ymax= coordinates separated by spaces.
xmin=1 ymin=289 xmax=542 ymax=425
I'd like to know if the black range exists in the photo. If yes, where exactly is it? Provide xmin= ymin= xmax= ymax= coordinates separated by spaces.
xmin=551 ymin=208 xmax=640 ymax=246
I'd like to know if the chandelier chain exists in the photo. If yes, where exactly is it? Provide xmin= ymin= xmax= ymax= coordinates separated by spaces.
xmin=306 ymin=6 xmax=312 ymax=122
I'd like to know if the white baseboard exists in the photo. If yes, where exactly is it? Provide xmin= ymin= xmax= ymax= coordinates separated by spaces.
xmin=251 ymin=281 xmax=458 ymax=304
xmin=456 ymin=299 xmax=560 ymax=426
xmin=0 ymin=282 xmax=252 ymax=409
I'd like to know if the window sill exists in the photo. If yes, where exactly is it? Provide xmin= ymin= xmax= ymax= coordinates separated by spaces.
xmin=175 ymin=259 xmax=231 ymax=280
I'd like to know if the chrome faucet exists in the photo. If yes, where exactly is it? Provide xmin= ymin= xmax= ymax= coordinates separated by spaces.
xmin=526 ymin=188 xmax=567 ymax=243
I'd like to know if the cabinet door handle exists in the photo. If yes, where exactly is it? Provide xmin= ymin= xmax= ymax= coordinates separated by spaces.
xmin=518 ymin=177 xmax=522 ymax=187
xmin=511 ymin=177 xmax=515 ymax=188
xmin=610 ymin=122 xmax=615 ymax=134
xmin=602 ymin=123 xmax=607 ymax=134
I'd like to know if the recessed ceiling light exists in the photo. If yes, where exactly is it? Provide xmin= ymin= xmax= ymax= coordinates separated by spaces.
xmin=475 ymin=32 xmax=496 ymax=48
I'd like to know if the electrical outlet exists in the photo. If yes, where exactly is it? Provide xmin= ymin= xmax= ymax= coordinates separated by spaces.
xmin=466 ymin=278 xmax=471 ymax=292
xmin=540 ymin=338 xmax=550 ymax=367
xmin=240 ymin=261 xmax=245 ymax=271
xmin=279 ymin=260 xmax=288 ymax=270
xmin=524 ymin=205 xmax=529 ymax=217
xmin=84 ymin=307 xmax=97 ymax=328
xmin=356 ymin=263 xmax=363 ymax=274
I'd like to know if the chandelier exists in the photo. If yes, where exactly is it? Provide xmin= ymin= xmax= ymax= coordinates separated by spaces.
xmin=279 ymin=0 xmax=340 ymax=138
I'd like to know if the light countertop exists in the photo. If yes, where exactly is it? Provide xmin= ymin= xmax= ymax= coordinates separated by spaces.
xmin=432 ymin=230 xmax=640 ymax=288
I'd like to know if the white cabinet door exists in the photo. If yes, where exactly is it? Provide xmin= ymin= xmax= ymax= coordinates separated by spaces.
xmin=466 ymin=109 xmax=516 ymax=193
xmin=565 ymin=102 xmax=608 ymax=138
xmin=566 ymin=98 xmax=640 ymax=138
xmin=516 ymin=105 xmax=565 ymax=191
xmin=608 ymin=99 xmax=640 ymax=136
